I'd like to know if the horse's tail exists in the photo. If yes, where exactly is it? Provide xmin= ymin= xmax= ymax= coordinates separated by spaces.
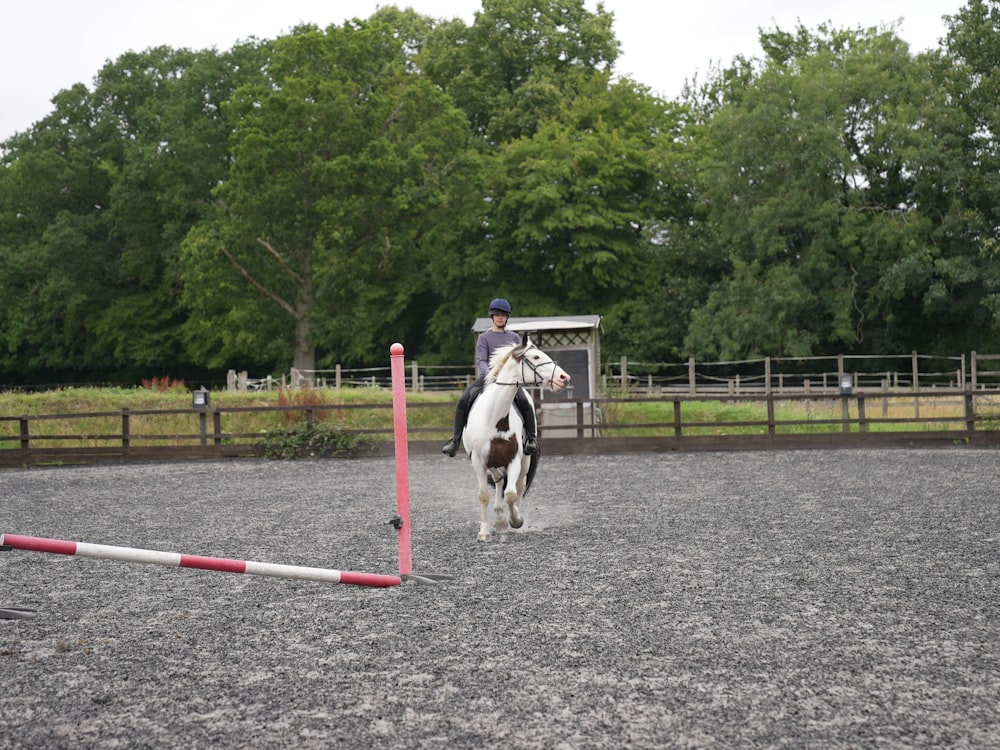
xmin=523 ymin=445 xmax=540 ymax=497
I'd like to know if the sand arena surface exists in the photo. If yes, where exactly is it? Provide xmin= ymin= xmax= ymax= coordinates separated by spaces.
xmin=2 ymin=449 xmax=1000 ymax=748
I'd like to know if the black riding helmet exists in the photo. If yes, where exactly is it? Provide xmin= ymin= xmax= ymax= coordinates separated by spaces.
xmin=488 ymin=298 xmax=512 ymax=316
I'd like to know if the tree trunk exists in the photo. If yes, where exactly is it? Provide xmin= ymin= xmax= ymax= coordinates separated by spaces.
xmin=293 ymin=314 xmax=315 ymax=382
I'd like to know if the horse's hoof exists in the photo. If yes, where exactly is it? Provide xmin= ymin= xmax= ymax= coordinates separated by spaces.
xmin=494 ymin=518 xmax=509 ymax=531
xmin=509 ymin=516 xmax=524 ymax=529
xmin=478 ymin=530 xmax=493 ymax=542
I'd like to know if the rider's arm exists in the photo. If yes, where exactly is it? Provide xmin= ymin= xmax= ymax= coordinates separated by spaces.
xmin=476 ymin=334 xmax=492 ymax=377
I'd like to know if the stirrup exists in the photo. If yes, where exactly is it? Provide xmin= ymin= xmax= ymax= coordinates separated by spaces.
xmin=441 ymin=438 xmax=458 ymax=457
xmin=524 ymin=437 xmax=538 ymax=456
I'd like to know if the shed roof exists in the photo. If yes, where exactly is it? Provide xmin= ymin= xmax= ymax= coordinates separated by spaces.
xmin=471 ymin=315 xmax=602 ymax=333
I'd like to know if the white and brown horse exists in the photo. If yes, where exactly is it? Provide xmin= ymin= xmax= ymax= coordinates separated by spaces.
xmin=462 ymin=334 xmax=570 ymax=541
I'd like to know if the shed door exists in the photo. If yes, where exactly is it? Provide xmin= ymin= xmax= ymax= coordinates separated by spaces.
xmin=540 ymin=349 xmax=590 ymax=401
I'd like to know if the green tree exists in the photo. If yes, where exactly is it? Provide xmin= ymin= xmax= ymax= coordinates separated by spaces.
xmin=482 ymin=76 xmax=688 ymax=312
xmin=936 ymin=0 xmax=1000 ymax=349
xmin=0 ymin=45 xmax=264 ymax=384
xmin=0 ymin=84 xmax=119 ymax=379
xmin=422 ymin=0 xmax=619 ymax=145
xmin=420 ymin=0 xmax=675 ymax=361
xmin=684 ymin=23 xmax=962 ymax=359
xmin=94 ymin=44 xmax=266 ymax=372
xmin=181 ymin=16 xmax=482 ymax=373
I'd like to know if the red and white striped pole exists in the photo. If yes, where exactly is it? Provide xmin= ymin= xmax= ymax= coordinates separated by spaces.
xmin=389 ymin=342 xmax=413 ymax=577
xmin=0 ymin=533 xmax=402 ymax=588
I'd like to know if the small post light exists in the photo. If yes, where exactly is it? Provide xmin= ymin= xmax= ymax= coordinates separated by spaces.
xmin=192 ymin=386 xmax=211 ymax=410
xmin=839 ymin=374 xmax=854 ymax=395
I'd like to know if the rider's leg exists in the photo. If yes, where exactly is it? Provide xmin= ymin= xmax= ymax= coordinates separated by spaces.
xmin=441 ymin=379 xmax=482 ymax=456
xmin=441 ymin=389 xmax=471 ymax=457
xmin=514 ymin=387 xmax=538 ymax=456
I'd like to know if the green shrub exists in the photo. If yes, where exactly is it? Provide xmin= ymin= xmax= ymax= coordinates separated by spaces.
xmin=260 ymin=422 xmax=376 ymax=459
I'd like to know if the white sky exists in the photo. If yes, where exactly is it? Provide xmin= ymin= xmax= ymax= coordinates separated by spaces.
xmin=3 ymin=0 xmax=965 ymax=141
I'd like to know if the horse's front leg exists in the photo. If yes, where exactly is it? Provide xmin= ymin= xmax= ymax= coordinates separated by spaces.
xmin=506 ymin=457 xmax=527 ymax=529
xmin=472 ymin=457 xmax=493 ymax=542
xmin=477 ymin=487 xmax=494 ymax=541
xmin=492 ymin=470 xmax=509 ymax=532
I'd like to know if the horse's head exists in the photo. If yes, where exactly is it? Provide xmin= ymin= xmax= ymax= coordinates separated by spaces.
xmin=510 ymin=334 xmax=571 ymax=393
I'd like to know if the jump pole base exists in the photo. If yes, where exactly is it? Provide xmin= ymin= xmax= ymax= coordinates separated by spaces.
xmin=0 ymin=543 xmax=37 ymax=620
xmin=401 ymin=573 xmax=456 ymax=586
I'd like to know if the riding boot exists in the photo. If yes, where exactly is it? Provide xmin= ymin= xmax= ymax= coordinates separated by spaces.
xmin=442 ymin=387 xmax=473 ymax=457
xmin=515 ymin=388 xmax=539 ymax=456
xmin=441 ymin=428 xmax=463 ymax=457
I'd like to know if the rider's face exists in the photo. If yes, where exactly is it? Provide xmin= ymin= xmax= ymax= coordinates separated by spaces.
xmin=491 ymin=312 xmax=509 ymax=327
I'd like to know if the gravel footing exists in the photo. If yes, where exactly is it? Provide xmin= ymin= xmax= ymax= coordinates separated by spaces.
xmin=2 ymin=449 xmax=999 ymax=749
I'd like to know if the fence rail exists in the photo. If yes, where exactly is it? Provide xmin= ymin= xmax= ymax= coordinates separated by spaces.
xmin=219 ymin=351 xmax=1000 ymax=395
xmin=4 ymin=389 xmax=1000 ymax=466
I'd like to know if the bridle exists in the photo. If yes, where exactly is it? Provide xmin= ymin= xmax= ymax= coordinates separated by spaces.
xmin=494 ymin=344 xmax=560 ymax=388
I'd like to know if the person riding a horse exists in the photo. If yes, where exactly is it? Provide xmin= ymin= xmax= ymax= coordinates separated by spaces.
xmin=441 ymin=298 xmax=539 ymax=458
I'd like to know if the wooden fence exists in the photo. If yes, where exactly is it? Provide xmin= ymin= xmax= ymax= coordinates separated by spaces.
xmin=4 ymin=389 xmax=1000 ymax=467
xmin=234 ymin=350 xmax=1000 ymax=394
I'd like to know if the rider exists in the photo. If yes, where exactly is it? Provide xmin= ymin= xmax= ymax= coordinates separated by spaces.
xmin=441 ymin=298 xmax=539 ymax=457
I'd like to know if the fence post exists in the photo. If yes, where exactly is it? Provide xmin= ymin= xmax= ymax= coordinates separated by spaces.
xmin=912 ymin=351 xmax=920 ymax=419
xmin=858 ymin=396 xmax=867 ymax=433
xmin=213 ymin=411 xmax=223 ymax=447
xmin=620 ymin=356 xmax=628 ymax=394
xmin=766 ymin=392 xmax=775 ymax=436
xmin=122 ymin=409 xmax=131 ymax=453
xmin=20 ymin=417 xmax=29 ymax=454
xmin=673 ymin=399 xmax=682 ymax=437
xmin=971 ymin=351 xmax=978 ymax=390
xmin=411 ymin=360 xmax=419 ymax=393
xmin=335 ymin=364 xmax=342 ymax=389
xmin=765 ymin=356 xmax=772 ymax=396
xmin=688 ymin=357 xmax=696 ymax=395
xmin=965 ymin=392 xmax=976 ymax=434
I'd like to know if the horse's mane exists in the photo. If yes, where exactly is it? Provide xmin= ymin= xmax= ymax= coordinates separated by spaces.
xmin=484 ymin=342 xmax=520 ymax=384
